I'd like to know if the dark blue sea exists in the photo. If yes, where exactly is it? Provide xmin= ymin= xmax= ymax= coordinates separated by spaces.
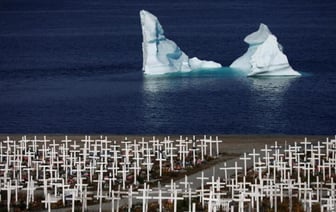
xmin=0 ymin=0 xmax=335 ymax=134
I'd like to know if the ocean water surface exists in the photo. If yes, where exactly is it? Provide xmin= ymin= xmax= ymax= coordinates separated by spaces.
xmin=0 ymin=0 xmax=335 ymax=134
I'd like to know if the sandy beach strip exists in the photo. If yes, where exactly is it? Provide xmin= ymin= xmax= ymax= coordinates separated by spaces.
xmin=0 ymin=134 xmax=331 ymax=155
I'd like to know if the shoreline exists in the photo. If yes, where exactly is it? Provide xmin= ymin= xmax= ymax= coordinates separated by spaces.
xmin=0 ymin=134 xmax=331 ymax=154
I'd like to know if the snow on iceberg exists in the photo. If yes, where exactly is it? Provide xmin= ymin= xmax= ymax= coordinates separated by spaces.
xmin=230 ymin=24 xmax=300 ymax=76
xmin=140 ymin=10 xmax=221 ymax=75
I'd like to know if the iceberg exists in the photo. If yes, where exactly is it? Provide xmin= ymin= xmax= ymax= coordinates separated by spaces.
xmin=230 ymin=24 xmax=300 ymax=76
xmin=140 ymin=10 xmax=221 ymax=75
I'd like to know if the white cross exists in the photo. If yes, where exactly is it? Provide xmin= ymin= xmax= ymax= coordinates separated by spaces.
xmin=254 ymin=157 xmax=266 ymax=181
xmin=233 ymin=192 xmax=250 ymax=212
xmin=166 ymin=142 xmax=177 ymax=171
xmin=85 ymin=161 xmax=96 ymax=183
xmin=129 ymin=161 xmax=141 ymax=185
xmin=300 ymin=137 xmax=311 ymax=156
xmin=31 ymin=156 xmax=43 ymax=180
xmin=156 ymin=144 xmax=166 ymax=177
xmin=118 ymin=160 xmax=129 ymax=190
xmin=126 ymin=185 xmax=138 ymax=212
xmin=106 ymin=189 xmax=120 ymax=212
xmin=42 ymin=136 xmax=51 ymax=158
xmin=263 ymin=184 xmax=280 ymax=210
xmin=0 ymin=142 xmax=6 ymax=163
xmin=226 ymin=178 xmax=239 ymax=199
xmin=143 ymin=144 xmax=154 ymax=182
xmin=152 ymin=182 xmax=171 ymax=212
xmin=302 ymin=162 xmax=314 ymax=185
xmin=76 ymin=177 xmax=88 ymax=203
xmin=206 ymin=136 xmax=218 ymax=157
xmin=162 ymin=136 xmax=172 ymax=152
xmin=197 ymin=137 xmax=207 ymax=161
xmin=94 ymin=163 xmax=107 ymax=205
xmin=7 ymin=180 xmax=23 ymax=210
xmin=220 ymin=162 xmax=232 ymax=184
xmin=103 ymin=172 xmax=115 ymax=198
xmin=214 ymin=136 xmax=222 ymax=157
xmin=14 ymin=159 xmax=26 ymax=182
xmin=239 ymin=152 xmax=251 ymax=176
xmin=196 ymin=171 xmax=209 ymax=207
xmin=249 ymin=148 xmax=260 ymax=168
xmin=41 ymin=193 xmax=60 ymax=212
xmin=262 ymin=150 xmax=274 ymax=175
xmin=107 ymin=162 xmax=119 ymax=186
xmin=80 ymin=136 xmax=90 ymax=165
xmin=322 ymin=137 xmax=331 ymax=160
xmin=131 ymin=139 xmax=143 ymax=176
xmin=23 ymin=176 xmax=37 ymax=209
xmin=61 ymin=136 xmax=72 ymax=154
xmin=65 ymin=188 xmax=78 ymax=212
xmin=121 ymin=138 xmax=132 ymax=165
xmin=100 ymin=137 xmax=112 ymax=165
xmin=40 ymin=163 xmax=51 ymax=208
xmin=300 ymin=182 xmax=313 ymax=211
xmin=237 ymin=176 xmax=251 ymax=194
xmin=284 ymin=145 xmax=296 ymax=175
xmin=295 ymin=177 xmax=306 ymax=200
xmin=326 ymin=177 xmax=336 ymax=198
xmin=4 ymin=180 xmax=18 ymax=211
xmin=293 ymin=152 xmax=305 ymax=181
xmin=136 ymin=183 xmax=153 ymax=212
xmin=319 ymin=160 xmax=329 ymax=181
xmin=311 ymin=175 xmax=321 ymax=202
xmin=58 ymin=178 xmax=69 ymax=206
xmin=277 ymin=160 xmax=290 ymax=181
xmin=261 ymin=144 xmax=272 ymax=163
xmin=249 ymin=184 xmax=265 ymax=212
xmin=179 ymin=175 xmax=193 ymax=193
xmin=110 ymin=141 xmax=121 ymax=165
xmin=203 ymin=135 xmax=214 ymax=157
xmin=282 ymin=175 xmax=297 ymax=211
xmin=321 ymin=191 xmax=336 ymax=211
xmin=49 ymin=139 xmax=59 ymax=161
xmin=189 ymin=140 xmax=199 ymax=166
xmin=149 ymin=136 xmax=159 ymax=153
xmin=314 ymin=141 xmax=325 ymax=172
xmin=138 ymin=137 xmax=147 ymax=156
xmin=23 ymin=166 xmax=35 ymax=184
xmin=203 ymin=187 xmax=226 ymax=212
xmin=74 ymin=159 xmax=85 ymax=186
xmin=170 ymin=182 xmax=183 ymax=212
xmin=176 ymin=136 xmax=186 ymax=160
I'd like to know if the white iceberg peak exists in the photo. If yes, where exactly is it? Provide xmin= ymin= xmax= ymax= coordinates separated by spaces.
xmin=140 ymin=10 xmax=221 ymax=75
xmin=244 ymin=23 xmax=271 ymax=45
xmin=139 ymin=10 xmax=165 ymax=46
xmin=231 ymin=23 xmax=300 ymax=76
